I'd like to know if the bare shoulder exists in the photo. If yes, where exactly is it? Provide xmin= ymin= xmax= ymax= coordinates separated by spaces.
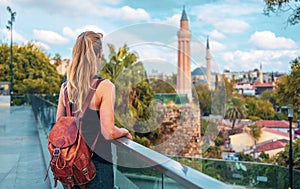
xmin=98 ymin=79 xmax=114 ymax=89
xmin=96 ymin=79 xmax=115 ymax=95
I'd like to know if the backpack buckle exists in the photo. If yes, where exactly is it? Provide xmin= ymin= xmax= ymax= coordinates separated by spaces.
xmin=67 ymin=176 xmax=74 ymax=183
xmin=82 ymin=168 xmax=88 ymax=175
xmin=53 ymin=148 xmax=61 ymax=157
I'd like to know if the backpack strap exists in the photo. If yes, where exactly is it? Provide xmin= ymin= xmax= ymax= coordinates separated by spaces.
xmin=63 ymin=82 xmax=72 ymax=116
xmin=78 ymin=78 xmax=103 ymax=118
xmin=63 ymin=79 xmax=103 ymax=117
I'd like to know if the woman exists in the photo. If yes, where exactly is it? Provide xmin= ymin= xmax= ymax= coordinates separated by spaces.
xmin=56 ymin=31 xmax=132 ymax=189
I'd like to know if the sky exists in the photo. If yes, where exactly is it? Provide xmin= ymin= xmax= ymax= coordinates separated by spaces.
xmin=0 ymin=0 xmax=299 ymax=75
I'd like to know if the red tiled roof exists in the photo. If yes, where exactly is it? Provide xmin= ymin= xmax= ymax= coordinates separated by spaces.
xmin=257 ymin=120 xmax=296 ymax=128
xmin=256 ymin=139 xmax=288 ymax=152
xmin=236 ymin=82 xmax=251 ymax=85
xmin=254 ymin=83 xmax=274 ymax=88
xmin=262 ymin=127 xmax=291 ymax=138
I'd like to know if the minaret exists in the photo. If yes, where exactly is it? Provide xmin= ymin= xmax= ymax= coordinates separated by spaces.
xmin=177 ymin=6 xmax=192 ymax=100
xmin=206 ymin=36 xmax=211 ymax=90
xmin=259 ymin=64 xmax=263 ymax=83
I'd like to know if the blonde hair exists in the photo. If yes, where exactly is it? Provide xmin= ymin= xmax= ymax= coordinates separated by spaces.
xmin=67 ymin=31 xmax=103 ymax=112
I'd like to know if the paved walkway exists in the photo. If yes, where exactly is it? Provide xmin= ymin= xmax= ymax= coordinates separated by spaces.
xmin=0 ymin=106 xmax=50 ymax=189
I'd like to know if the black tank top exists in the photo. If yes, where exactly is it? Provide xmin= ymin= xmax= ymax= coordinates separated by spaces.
xmin=81 ymin=108 xmax=112 ymax=163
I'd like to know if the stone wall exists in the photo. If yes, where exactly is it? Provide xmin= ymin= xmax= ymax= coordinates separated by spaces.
xmin=154 ymin=106 xmax=202 ymax=157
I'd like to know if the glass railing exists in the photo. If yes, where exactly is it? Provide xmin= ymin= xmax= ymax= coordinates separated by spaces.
xmin=29 ymin=94 xmax=230 ymax=189
xmin=171 ymin=156 xmax=300 ymax=189
xmin=112 ymin=137 xmax=231 ymax=189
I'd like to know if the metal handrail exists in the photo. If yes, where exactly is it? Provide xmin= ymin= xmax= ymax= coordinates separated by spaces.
xmin=113 ymin=137 xmax=231 ymax=189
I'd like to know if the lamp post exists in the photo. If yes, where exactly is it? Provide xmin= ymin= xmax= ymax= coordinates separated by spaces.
xmin=288 ymin=104 xmax=294 ymax=189
xmin=6 ymin=6 xmax=16 ymax=106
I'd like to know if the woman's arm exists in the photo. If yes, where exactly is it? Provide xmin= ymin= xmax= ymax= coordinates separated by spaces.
xmin=99 ymin=80 xmax=132 ymax=140
xmin=56 ymin=84 xmax=66 ymax=122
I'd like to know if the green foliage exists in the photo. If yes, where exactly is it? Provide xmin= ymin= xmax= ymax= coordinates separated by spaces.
xmin=211 ymin=75 xmax=228 ymax=116
xmin=275 ymin=57 xmax=300 ymax=111
xmin=238 ymin=152 xmax=253 ymax=161
xmin=259 ymin=90 xmax=277 ymax=107
xmin=201 ymin=119 xmax=209 ymax=136
xmin=100 ymin=44 xmax=161 ymax=146
xmin=264 ymin=0 xmax=300 ymax=25
xmin=149 ymin=74 xmax=176 ymax=94
xmin=273 ymin=138 xmax=300 ymax=170
xmin=225 ymin=97 xmax=248 ymax=129
xmin=245 ymin=97 xmax=275 ymax=120
xmin=0 ymin=43 xmax=63 ymax=95
xmin=274 ymin=112 xmax=288 ymax=120
xmin=248 ymin=116 xmax=261 ymax=121
xmin=194 ymin=83 xmax=211 ymax=116
xmin=259 ymin=151 xmax=270 ymax=160
xmin=248 ymin=125 xmax=263 ymax=141
xmin=214 ymin=136 xmax=225 ymax=146
xmin=203 ymin=146 xmax=222 ymax=159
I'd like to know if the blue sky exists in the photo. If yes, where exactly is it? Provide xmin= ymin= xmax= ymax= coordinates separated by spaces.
xmin=0 ymin=0 xmax=299 ymax=75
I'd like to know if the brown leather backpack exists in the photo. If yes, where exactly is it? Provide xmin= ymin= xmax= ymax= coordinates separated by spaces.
xmin=46 ymin=79 xmax=102 ymax=189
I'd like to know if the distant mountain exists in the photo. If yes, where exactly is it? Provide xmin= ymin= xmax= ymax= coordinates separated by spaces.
xmin=191 ymin=67 xmax=206 ymax=76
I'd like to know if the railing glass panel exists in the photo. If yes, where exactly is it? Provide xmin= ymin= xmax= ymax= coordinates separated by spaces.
xmin=172 ymin=156 xmax=300 ymax=189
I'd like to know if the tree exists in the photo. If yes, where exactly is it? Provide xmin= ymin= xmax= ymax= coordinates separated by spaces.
xmin=225 ymin=97 xmax=248 ymax=129
xmin=149 ymin=77 xmax=176 ymax=93
xmin=53 ymin=53 xmax=62 ymax=66
xmin=273 ymin=138 xmax=300 ymax=170
xmin=264 ymin=0 xmax=300 ymax=25
xmin=211 ymin=75 xmax=228 ymax=116
xmin=245 ymin=97 xmax=275 ymax=120
xmin=0 ymin=43 xmax=63 ymax=95
xmin=100 ymin=44 xmax=161 ymax=146
xmin=203 ymin=145 xmax=222 ymax=159
xmin=194 ymin=83 xmax=211 ymax=116
xmin=248 ymin=125 xmax=263 ymax=142
xmin=275 ymin=57 xmax=300 ymax=111
xmin=259 ymin=90 xmax=277 ymax=107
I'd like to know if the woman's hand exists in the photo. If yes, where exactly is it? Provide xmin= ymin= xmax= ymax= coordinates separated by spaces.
xmin=120 ymin=128 xmax=133 ymax=140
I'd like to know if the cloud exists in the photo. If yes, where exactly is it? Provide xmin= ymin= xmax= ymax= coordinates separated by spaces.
xmin=63 ymin=26 xmax=106 ymax=39
xmin=2 ymin=29 xmax=27 ymax=43
xmin=249 ymin=31 xmax=297 ymax=49
xmin=0 ymin=0 xmax=9 ymax=6
xmin=31 ymin=41 xmax=50 ymax=50
xmin=191 ymin=2 xmax=261 ymax=24
xmin=131 ymin=43 xmax=178 ymax=75
xmin=96 ymin=6 xmax=150 ymax=22
xmin=215 ymin=19 xmax=250 ymax=34
xmin=220 ymin=49 xmax=300 ymax=72
xmin=101 ymin=0 xmax=122 ymax=5
xmin=13 ymin=0 xmax=150 ymax=22
xmin=210 ymin=40 xmax=227 ymax=51
xmin=33 ymin=29 xmax=69 ymax=45
xmin=209 ymin=30 xmax=226 ymax=40
xmin=154 ymin=14 xmax=181 ymax=27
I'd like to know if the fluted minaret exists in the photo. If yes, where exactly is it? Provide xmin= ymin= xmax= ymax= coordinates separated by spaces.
xmin=259 ymin=63 xmax=263 ymax=83
xmin=177 ymin=6 xmax=192 ymax=100
xmin=206 ymin=36 xmax=211 ymax=90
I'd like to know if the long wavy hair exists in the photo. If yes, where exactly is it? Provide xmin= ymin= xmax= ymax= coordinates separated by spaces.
xmin=66 ymin=31 xmax=103 ymax=113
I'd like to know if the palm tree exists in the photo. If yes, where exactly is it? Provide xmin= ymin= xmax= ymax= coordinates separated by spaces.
xmin=100 ymin=44 xmax=159 ymax=142
xmin=100 ymin=44 xmax=138 ymax=83
xmin=225 ymin=97 xmax=247 ymax=129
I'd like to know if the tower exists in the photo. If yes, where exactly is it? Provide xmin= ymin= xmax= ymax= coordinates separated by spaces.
xmin=206 ymin=36 xmax=211 ymax=90
xmin=177 ymin=6 xmax=192 ymax=100
xmin=259 ymin=63 xmax=263 ymax=83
